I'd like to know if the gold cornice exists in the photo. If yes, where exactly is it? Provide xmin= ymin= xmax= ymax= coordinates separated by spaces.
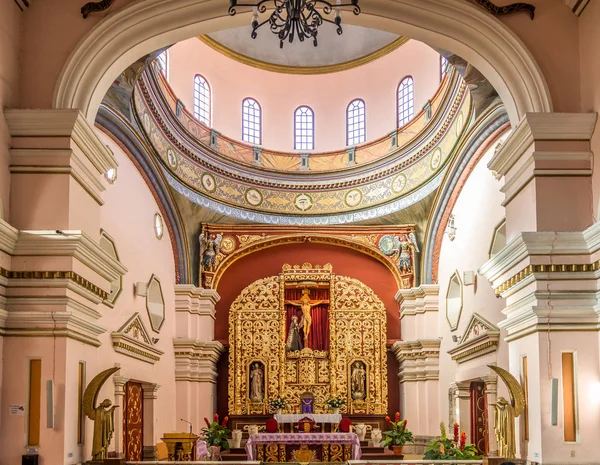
xmin=450 ymin=340 xmax=498 ymax=362
xmin=0 ymin=266 xmax=108 ymax=300
xmin=198 ymin=35 xmax=410 ymax=75
xmin=494 ymin=261 xmax=600 ymax=296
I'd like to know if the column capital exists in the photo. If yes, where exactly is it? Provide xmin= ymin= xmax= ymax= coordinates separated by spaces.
xmin=174 ymin=339 xmax=225 ymax=383
xmin=141 ymin=382 xmax=161 ymax=399
xmin=174 ymin=284 xmax=220 ymax=317
xmin=113 ymin=375 xmax=130 ymax=395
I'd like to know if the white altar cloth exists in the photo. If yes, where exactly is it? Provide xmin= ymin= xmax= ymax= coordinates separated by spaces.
xmin=273 ymin=413 xmax=342 ymax=423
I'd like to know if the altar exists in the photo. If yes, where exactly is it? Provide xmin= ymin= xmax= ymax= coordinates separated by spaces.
xmin=246 ymin=432 xmax=361 ymax=462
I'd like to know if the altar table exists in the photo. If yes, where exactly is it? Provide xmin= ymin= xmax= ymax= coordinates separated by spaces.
xmin=274 ymin=413 xmax=342 ymax=424
xmin=246 ymin=432 xmax=362 ymax=462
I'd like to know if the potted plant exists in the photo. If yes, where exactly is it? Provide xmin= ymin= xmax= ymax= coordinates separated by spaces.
xmin=269 ymin=397 xmax=287 ymax=414
xmin=423 ymin=422 xmax=481 ymax=460
xmin=325 ymin=395 xmax=346 ymax=414
xmin=202 ymin=414 xmax=230 ymax=459
xmin=381 ymin=413 xmax=414 ymax=455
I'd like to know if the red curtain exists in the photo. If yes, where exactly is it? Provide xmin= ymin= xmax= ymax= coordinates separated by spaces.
xmin=285 ymin=288 xmax=330 ymax=351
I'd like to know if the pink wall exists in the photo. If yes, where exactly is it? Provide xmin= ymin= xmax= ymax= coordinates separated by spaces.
xmin=167 ymin=38 xmax=440 ymax=152
xmin=579 ymin=1 xmax=600 ymax=225
xmin=436 ymin=137 xmax=509 ymax=433
xmin=0 ymin=0 xmax=21 ymax=220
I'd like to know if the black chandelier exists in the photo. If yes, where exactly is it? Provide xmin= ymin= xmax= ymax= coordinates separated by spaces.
xmin=228 ymin=0 xmax=361 ymax=48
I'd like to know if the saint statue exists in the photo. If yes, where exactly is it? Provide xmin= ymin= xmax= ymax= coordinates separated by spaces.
xmin=394 ymin=234 xmax=419 ymax=273
xmin=249 ymin=363 xmax=264 ymax=402
xmin=91 ymin=399 xmax=118 ymax=460
xmin=286 ymin=314 xmax=303 ymax=352
xmin=351 ymin=361 xmax=366 ymax=400
xmin=82 ymin=367 xmax=121 ymax=462
xmin=285 ymin=289 xmax=329 ymax=345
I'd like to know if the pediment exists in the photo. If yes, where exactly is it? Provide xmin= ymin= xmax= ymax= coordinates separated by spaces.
xmin=448 ymin=313 xmax=500 ymax=364
xmin=111 ymin=313 xmax=164 ymax=364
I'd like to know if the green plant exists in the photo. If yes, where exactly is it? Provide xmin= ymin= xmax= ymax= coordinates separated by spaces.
xmin=423 ymin=422 xmax=481 ymax=460
xmin=325 ymin=395 xmax=346 ymax=408
xmin=381 ymin=413 xmax=414 ymax=447
xmin=269 ymin=397 xmax=287 ymax=411
xmin=202 ymin=414 xmax=230 ymax=451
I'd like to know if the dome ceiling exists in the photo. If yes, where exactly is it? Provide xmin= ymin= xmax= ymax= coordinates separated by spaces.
xmin=202 ymin=25 xmax=403 ymax=72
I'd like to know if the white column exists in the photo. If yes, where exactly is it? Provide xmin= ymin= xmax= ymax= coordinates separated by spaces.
xmin=113 ymin=375 xmax=130 ymax=455
xmin=483 ymin=375 xmax=498 ymax=455
xmin=141 ymin=382 xmax=161 ymax=460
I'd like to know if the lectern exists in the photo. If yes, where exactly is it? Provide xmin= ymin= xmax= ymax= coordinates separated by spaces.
xmin=161 ymin=432 xmax=199 ymax=461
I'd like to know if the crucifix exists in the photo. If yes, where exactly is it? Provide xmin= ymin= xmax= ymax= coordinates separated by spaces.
xmin=285 ymin=288 xmax=329 ymax=345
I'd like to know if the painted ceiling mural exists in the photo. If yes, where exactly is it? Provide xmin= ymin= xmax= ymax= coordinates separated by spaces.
xmin=133 ymin=66 xmax=472 ymax=225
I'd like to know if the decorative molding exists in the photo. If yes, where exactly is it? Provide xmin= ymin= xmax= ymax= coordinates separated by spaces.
xmin=0 ymin=219 xmax=18 ymax=255
xmin=174 ymin=285 xmax=220 ymax=318
xmin=141 ymin=382 xmax=161 ymax=399
xmin=111 ymin=313 xmax=164 ymax=364
xmin=3 ymin=295 xmax=102 ymax=321
xmin=0 ymin=266 xmax=109 ymax=301
xmin=13 ymin=230 xmax=127 ymax=285
xmin=392 ymin=339 xmax=441 ymax=382
xmin=488 ymin=113 xmax=598 ymax=179
xmin=5 ymin=109 xmax=117 ymax=174
xmin=1 ymin=311 xmax=105 ymax=346
xmin=396 ymin=285 xmax=440 ymax=318
xmin=565 ymin=0 xmax=590 ymax=16
xmin=173 ymin=339 xmax=224 ymax=383
xmin=471 ymin=0 xmax=535 ymax=19
xmin=198 ymin=35 xmax=410 ymax=75
xmin=447 ymin=313 xmax=500 ymax=363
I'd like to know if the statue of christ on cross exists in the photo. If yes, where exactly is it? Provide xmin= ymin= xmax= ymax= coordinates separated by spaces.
xmin=285 ymin=288 xmax=329 ymax=346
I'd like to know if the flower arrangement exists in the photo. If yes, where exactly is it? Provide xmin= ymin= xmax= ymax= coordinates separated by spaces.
xmin=202 ymin=414 xmax=231 ymax=451
xmin=269 ymin=397 xmax=287 ymax=411
xmin=325 ymin=395 xmax=346 ymax=408
xmin=423 ymin=422 xmax=481 ymax=460
xmin=381 ymin=412 xmax=414 ymax=447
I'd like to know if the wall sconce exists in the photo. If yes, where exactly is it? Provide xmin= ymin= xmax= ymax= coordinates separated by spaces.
xmin=445 ymin=214 xmax=457 ymax=241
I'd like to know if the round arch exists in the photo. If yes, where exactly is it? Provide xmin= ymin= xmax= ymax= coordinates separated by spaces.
xmin=54 ymin=0 xmax=551 ymax=126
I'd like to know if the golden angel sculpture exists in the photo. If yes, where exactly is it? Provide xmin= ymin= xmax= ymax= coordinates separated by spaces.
xmin=83 ymin=367 xmax=120 ymax=461
xmin=488 ymin=365 xmax=526 ymax=459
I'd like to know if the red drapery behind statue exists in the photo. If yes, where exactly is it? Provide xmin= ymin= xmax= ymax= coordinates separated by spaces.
xmin=285 ymin=288 xmax=330 ymax=351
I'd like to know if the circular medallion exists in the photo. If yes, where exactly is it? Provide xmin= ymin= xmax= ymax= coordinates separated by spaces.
xmin=344 ymin=189 xmax=363 ymax=208
xmin=201 ymin=173 xmax=216 ymax=193
xmin=378 ymin=235 xmax=399 ymax=256
xmin=220 ymin=235 xmax=236 ymax=254
xmin=167 ymin=148 xmax=178 ymax=169
xmin=245 ymin=188 xmax=263 ymax=207
xmin=456 ymin=113 xmax=464 ymax=135
xmin=391 ymin=174 xmax=407 ymax=194
xmin=430 ymin=148 xmax=442 ymax=171
xmin=294 ymin=193 xmax=314 ymax=212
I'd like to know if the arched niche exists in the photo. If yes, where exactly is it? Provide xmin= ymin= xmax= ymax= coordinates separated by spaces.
xmin=54 ymin=0 xmax=551 ymax=126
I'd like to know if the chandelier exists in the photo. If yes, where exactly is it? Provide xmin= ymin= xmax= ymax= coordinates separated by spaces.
xmin=228 ymin=0 xmax=361 ymax=48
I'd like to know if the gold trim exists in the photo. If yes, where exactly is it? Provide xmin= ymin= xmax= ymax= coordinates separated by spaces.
xmin=494 ymin=261 xmax=600 ymax=296
xmin=0 ymin=267 xmax=108 ymax=300
xmin=450 ymin=340 xmax=498 ymax=361
xmin=198 ymin=35 xmax=410 ymax=75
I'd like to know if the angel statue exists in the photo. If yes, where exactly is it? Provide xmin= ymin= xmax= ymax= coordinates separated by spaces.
xmin=488 ymin=365 xmax=526 ymax=459
xmin=378 ymin=232 xmax=419 ymax=273
xmin=83 ymin=367 xmax=120 ymax=461
xmin=199 ymin=232 xmax=223 ymax=274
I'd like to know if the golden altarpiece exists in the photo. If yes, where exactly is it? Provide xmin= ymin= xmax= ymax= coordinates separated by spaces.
xmin=228 ymin=263 xmax=388 ymax=418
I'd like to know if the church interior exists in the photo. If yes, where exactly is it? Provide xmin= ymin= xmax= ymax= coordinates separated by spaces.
xmin=1 ymin=0 xmax=600 ymax=464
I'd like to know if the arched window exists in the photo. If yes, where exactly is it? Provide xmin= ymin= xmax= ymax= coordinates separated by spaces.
xmin=294 ymin=106 xmax=314 ymax=150
xmin=242 ymin=98 xmax=262 ymax=145
xmin=440 ymin=55 xmax=449 ymax=80
xmin=397 ymin=77 xmax=414 ymax=128
xmin=194 ymin=75 xmax=211 ymax=126
xmin=346 ymin=99 xmax=366 ymax=146
xmin=157 ymin=51 xmax=168 ymax=80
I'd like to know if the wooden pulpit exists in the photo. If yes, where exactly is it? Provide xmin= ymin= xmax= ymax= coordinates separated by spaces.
xmin=160 ymin=432 xmax=199 ymax=461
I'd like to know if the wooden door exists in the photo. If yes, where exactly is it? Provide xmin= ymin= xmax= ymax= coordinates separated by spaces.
xmin=123 ymin=381 xmax=144 ymax=461
xmin=469 ymin=381 xmax=487 ymax=455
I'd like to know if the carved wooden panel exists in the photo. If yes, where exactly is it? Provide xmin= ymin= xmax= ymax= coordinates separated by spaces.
xmin=124 ymin=382 xmax=143 ymax=461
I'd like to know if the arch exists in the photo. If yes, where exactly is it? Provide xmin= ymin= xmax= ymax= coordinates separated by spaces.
xmin=346 ymin=98 xmax=366 ymax=146
xmin=397 ymin=76 xmax=414 ymax=128
xmin=193 ymin=74 xmax=211 ymax=126
xmin=53 ymin=0 xmax=551 ymax=126
xmin=242 ymin=97 xmax=262 ymax=144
